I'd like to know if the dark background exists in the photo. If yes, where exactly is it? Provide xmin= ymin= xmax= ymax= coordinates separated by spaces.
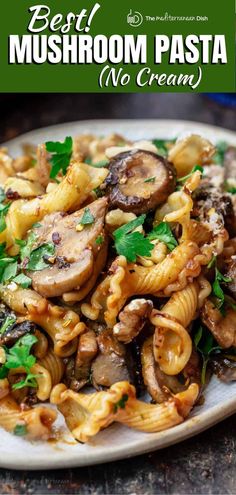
xmin=0 ymin=93 xmax=236 ymax=495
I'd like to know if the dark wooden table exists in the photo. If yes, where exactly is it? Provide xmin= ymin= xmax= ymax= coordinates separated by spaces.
xmin=0 ymin=93 xmax=235 ymax=495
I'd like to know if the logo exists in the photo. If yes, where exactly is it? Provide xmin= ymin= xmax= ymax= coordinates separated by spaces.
xmin=127 ymin=9 xmax=143 ymax=27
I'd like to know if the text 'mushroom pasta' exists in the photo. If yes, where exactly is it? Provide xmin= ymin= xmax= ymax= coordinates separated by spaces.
xmin=0 ymin=132 xmax=235 ymax=442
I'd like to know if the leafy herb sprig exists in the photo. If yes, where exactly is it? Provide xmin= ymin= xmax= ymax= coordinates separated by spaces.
xmin=113 ymin=216 xmax=178 ymax=262
xmin=45 ymin=136 xmax=73 ymax=179
xmin=194 ymin=325 xmax=221 ymax=384
xmin=177 ymin=165 xmax=203 ymax=184
xmin=0 ymin=334 xmax=39 ymax=390
xmin=113 ymin=394 xmax=129 ymax=413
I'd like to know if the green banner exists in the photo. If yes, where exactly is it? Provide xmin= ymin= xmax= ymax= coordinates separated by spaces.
xmin=1 ymin=0 xmax=235 ymax=92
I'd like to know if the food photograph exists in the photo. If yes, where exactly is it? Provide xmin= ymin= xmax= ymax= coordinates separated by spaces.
xmin=0 ymin=93 xmax=236 ymax=494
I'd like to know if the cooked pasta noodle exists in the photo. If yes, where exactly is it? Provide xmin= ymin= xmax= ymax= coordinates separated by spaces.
xmin=0 ymin=130 xmax=234 ymax=445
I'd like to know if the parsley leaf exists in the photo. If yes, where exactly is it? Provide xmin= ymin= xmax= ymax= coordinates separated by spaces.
xmin=85 ymin=158 xmax=108 ymax=168
xmin=45 ymin=136 xmax=73 ymax=179
xmin=0 ymin=187 xmax=6 ymax=203
xmin=194 ymin=325 xmax=221 ymax=384
xmin=212 ymin=268 xmax=232 ymax=308
xmin=114 ymin=215 xmax=153 ymax=263
xmin=16 ymin=232 xmax=38 ymax=262
xmin=80 ymin=207 xmax=95 ymax=226
xmin=144 ymin=176 xmax=156 ymax=183
xmin=113 ymin=394 xmax=129 ymax=413
xmin=177 ymin=165 xmax=203 ymax=183
xmin=224 ymin=181 xmax=236 ymax=194
xmin=95 ymin=235 xmax=104 ymax=245
xmin=14 ymin=424 xmax=28 ymax=436
xmin=207 ymin=255 xmax=217 ymax=269
xmin=12 ymin=273 xmax=32 ymax=289
xmin=147 ymin=222 xmax=178 ymax=251
xmin=27 ymin=243 xmax=55 ymax=271
xmin=1 ymin=334 xmax=38 ymax=390
xmin=0 ymin=315 xmax=16 ymax=334
xmin=152 ymin=138 xmax=175 ymax=156
xmin=213 ymin=141 xmax=227 ymax=165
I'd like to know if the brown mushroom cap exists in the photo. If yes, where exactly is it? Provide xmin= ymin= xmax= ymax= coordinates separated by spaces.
xmin=27 ymin=197 xmax=108 ymax=298
xmin=105 ymin=150 xmax=176 ymax=214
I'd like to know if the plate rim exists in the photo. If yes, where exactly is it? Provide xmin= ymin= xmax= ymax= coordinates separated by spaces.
xmin=0 ymin=118 xmax=236 ymax=470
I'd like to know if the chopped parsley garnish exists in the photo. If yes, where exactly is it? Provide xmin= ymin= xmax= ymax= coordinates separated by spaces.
xmin=0 ymin=202 xmax=11 ymax=234
xmin=0 ymin=187 xmax=6 ymax=203
xmin=144 ymin=176 xmax=156 ymax=183
xmin=207 ymin=255 xmax=217 ymax=269
xmin=16 ymin=232 xmax=38 ymax=262
xmin=114 ymin=215 xmax=153 ymax=263
xmin=194 ymin=325 xmax=221 ymax=384
xmin=85 ymin=158 xmax=108 ymax=168
xmin=80 ymin=207 xmax=95 ymax=226
xmin=224 ymin=181 xmax=236 ymax=194
xmin=152 ymin=138 xmax=175 ymax=156
xmin=113 ymin=394 xmax=129 ymax=413
xmin=12 ymin=273 xmax=32 ymax=289
xmin=212 ymin=268 xmax=232 ymax=308
xmin=147 ymin=222 xmax=178 ymax=251
xmin=213 ymin=141 xmax=227 ymax=165
xmin=0 ymin=334 xmax=38 ymax=390
xmin=45 ymin=136 xmax=73 ymax=179
xmin=14 ymin=424 xmax=28 ymax=436
xmin=177 ymin=165 xmax=203 ymax=184
xmin=95 ymin=235 xmax=104 ymax=245
xmin=0 ymin=315 xmax=16 ymax=334
xmin=27 ymin=243 xmax=55 ymax=271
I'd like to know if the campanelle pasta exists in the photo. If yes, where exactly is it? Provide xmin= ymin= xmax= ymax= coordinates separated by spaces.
xmin=0 ymin=131 xmax=235 ymax=443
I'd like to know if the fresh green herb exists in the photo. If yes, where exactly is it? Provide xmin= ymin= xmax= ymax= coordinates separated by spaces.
xmin=80 ymin=207 xmax=95 ymax=226
xmin=0 ymin=315 xmax=16 ymax=334
xmin=0 ymin=187 xmax=6 ymax=203
xmin=93 ymin=186 xmax=105 ymax=198
xmin=147 ymin=222 xmax=178 ymax=251
xmin=0 ymin=334 xmax=38 ymax=390
xmin=207 ymin=255 xmax=216 ymax=269
xmin=16 ymin=232 xmax=38 ymax=262
xmin=152 ymin=138 xmax=175 ymax=156
xmin=14 ymin=424 xmax=28 ymax=436
xmin=32 ymin=222 xmax=42 ymax=228
xmin=1 ymin=261 xmax=18 ymax=282
xmin=213 ymin=141 xmax=227 ymax=165
xmin=177 ymin=165 xmax=203 ymax=184
xmin=85 ymin=158 xmax=108 ymax=168
xmin=12 ymin=273 xmax=32 ymax=289
xmin=224 ymin=181 xmax=236 ymax=194
xmin=194 ymin=325 xmax=221 ymax=384
xmin=144 ymin=176 xmax=156 ymax=183
xmin=95 ymin=235 xmax=104 ymax=245
xmin=212 ymin=268 xmax=232 ymax=308
xmin=113 ymin=394 xmax=129 ymax=413
xmin=113 ymin=215 xmax=153 ymax=263
xmin=0 ymin=203 xmax=11 ymax=234
xmin=27 ymin=243 xmax=55 ymax=271
xmin=45 ymin=136 xmax=73 ymax=179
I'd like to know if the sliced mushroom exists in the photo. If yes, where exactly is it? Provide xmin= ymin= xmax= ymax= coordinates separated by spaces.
xmin=0 ymin=320 xmax=37 ymax=347
xmin=141 ymin=337 xmax=201 ymax=404
xmin=72 ymin=330 xmax=98 ymax=390
xmin=28 ymin=197 xmax=108 ymax=298
xmin=210 ymin=356 xmax=236 ymax=382
xmin=105 ymin=150 xmax=176 ymax=214
xmin=201 ymin=299 xmax=236 ymax=348
xmin=222 ymin=258 xmax=236 ymax=300
xmin=91 ymin=329 xmax=134 ymax=388
xmin=193 ymin=188 xmax=236 ymax=236
xmin=113 ymin=298 xmax=153 ymax=343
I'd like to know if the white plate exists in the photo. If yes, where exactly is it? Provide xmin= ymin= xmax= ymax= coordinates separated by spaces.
xmin=1 ymin=119 xmax=236 ymax=470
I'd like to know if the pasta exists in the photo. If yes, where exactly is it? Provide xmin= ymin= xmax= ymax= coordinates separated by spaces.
xmin=0 ymin=131 xmax=234 ymax=444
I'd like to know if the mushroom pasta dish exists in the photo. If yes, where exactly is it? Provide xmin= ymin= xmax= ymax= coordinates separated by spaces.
xmin=0 ymin=131 xmax=235 ymax=443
